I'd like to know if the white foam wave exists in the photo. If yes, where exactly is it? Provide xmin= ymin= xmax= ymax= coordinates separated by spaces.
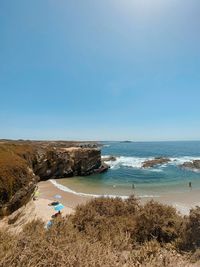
xmin=102 ymin=155 xmax=200 ymax=170
xmin=170 ymin=156 xmax=200 ymax=165
xmin=50 ymin=179 xmax=160 ymax=199
xmin=103 ymin=155 xmax=154 ymax=169
xmin=50 ymin=179 xmax=128 ymax=199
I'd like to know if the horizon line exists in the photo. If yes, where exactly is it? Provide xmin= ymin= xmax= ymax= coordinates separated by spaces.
xmin=1 ymin=138 xmax=200 ymax=143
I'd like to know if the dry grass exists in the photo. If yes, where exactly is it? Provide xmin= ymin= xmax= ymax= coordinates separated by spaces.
xmin=0 ymin=144 xmax=36 ymax=205
xmin=0 ymin=196 xmax=199 ymax=266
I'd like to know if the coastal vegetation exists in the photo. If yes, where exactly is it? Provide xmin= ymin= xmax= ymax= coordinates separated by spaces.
xmin=1 ymin=196 xmax=200 ymax=266
xmin=0 ymin=143 xmax=37 ymax=207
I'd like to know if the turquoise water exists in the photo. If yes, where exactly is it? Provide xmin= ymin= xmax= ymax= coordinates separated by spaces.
xmin=58 ymin=141 xmax=200 ymax=197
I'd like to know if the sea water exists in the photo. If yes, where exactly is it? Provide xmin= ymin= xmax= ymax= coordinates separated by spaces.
xmin=55 ymin=141 xmax=200 ymax=198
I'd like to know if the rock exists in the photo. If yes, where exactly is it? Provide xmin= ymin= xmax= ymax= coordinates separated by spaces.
xmin=142 ymin=157 xmax=171 ymax=168
xmin=0 ymin=142 xmax=104 ymax=216
xmin=181 ymin=160 xmax=200 ymax=170
xmin=34 ymin=147 xmax=102 ymax=179
xmin=94 ymin=162 xmax=110 ymax=173
xmin=102 ymin=156 xmax=117 ymax=162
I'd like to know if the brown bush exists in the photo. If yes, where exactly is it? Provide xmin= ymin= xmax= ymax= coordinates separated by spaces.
xmin=134 ymin=200 xmax=183 ymax=244
xmin=179 ymin=206 xmax=200 ymax=251
xmin=0 ymin=197 xmax=197 ymax=266
xmin=0 ymin=218 xmax=130 ymax=267
xmin=72 ymin=196 xmax=139 ymax=249
xmin=131 ymin=240 xmax=191 ymax=267
xmin=0 ymin=228 xmax=17 ymax=260
xmin=0 ymin=218 xmax=192 ymax=267
xmin=72 ymin=198 xmax=185 ymax=247
xmin=72 ymin=195 xmax=139 ymax=229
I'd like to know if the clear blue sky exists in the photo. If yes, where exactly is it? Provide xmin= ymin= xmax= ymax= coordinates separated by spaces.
xmin=0 ymin=0 xmax=200 ymax=141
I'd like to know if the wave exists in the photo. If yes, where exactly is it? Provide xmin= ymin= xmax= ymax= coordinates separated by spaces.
xmin=102 ymin=156 xmax=154 ymax=169
xmin=102 ymin=155 xmax=200 ymax=170
xmin=50 ymin=179 xmax=160 ymax=199
xmin=170 ymin=156 xmax=200 ymax=165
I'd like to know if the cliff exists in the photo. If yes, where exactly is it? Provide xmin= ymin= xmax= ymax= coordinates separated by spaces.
xmin=0 ymin=141 xmax=104 ymax=216
xmin=34 ymin=147 xmax=102 ymax=179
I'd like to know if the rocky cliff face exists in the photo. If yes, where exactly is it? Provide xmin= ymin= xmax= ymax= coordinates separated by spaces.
xmin=34 ymin=147 xmax=102 ymax=179
xmin=0 ymin=141 xmax=104 ymax=217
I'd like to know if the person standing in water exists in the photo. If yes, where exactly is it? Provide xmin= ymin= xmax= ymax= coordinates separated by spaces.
xmin=189 ymin=182 xmax=192 ymax=189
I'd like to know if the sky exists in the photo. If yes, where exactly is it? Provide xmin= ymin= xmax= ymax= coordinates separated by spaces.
xmin=0 ymin=0 xmax=200 ymax=141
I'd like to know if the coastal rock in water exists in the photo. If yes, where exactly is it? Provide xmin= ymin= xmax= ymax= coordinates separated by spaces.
xmin=94 ymin=162 xmax=110 ymax=173
xmin=142 ymin=157 xmax=171 ymax=168
xmin=181 ymin=160 xmax=200 ymax=171
xmin=102 ymin=156 xmax=117 ymax=162
xmin=0 ymin=141 xmax=105 ymax=216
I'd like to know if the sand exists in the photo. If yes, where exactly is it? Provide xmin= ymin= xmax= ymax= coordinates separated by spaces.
xmin=39 ymin=180 xmax=200 ymax=215
xmin=0 ymin=181 xmax=86 ymax=233
xmin=38 ymin=180 xmax=89 ymax=209
xmin=149 ymin=189 xmax=200 ymax=214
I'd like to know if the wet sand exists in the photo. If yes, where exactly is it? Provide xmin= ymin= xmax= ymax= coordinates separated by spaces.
xmin=146 ymin=189 xmax=200 ymax=214
xmin=38 ymin=180 xmax=90 ymax=209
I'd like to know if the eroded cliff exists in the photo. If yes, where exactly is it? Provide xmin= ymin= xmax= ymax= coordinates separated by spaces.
xmin=0 ymin=141 xmax=104 ymax=216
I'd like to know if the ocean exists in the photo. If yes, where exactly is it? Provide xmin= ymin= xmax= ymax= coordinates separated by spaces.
xmin=55 ymin=141 xmax=200 ymax=198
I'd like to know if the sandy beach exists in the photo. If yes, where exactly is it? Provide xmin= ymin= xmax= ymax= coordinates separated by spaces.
xmin=144 ymin=189 xmax=200 ymax=215
xmin=0 ymin=181 xmax=88 ymax=233
xmin=38 ymin=180 xmax=200 ymax=216
xmin=38 ymin=180 xmax=89 ymax=209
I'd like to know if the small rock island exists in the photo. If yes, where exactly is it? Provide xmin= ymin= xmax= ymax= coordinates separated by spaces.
xmin=142 ymin=157 xmax=171 ymax=168
xmin=181 ymin=160 xmax=200 ymax=171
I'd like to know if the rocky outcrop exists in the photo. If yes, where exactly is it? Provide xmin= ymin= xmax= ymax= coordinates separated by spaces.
xmin=102 ymin=156 xmax=117 ymax=162
xmin=0 ymin=142 xmax=107 ymax=217
xmin=181 ymin=160 xmax=200 ymax=171
xmin=34 ymin=147 xmax=102 ymax=179
xmin=94 ymin=162 xmax=110 ymax=173
xmin=142 ymin=157 xmax=171 ymax=168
